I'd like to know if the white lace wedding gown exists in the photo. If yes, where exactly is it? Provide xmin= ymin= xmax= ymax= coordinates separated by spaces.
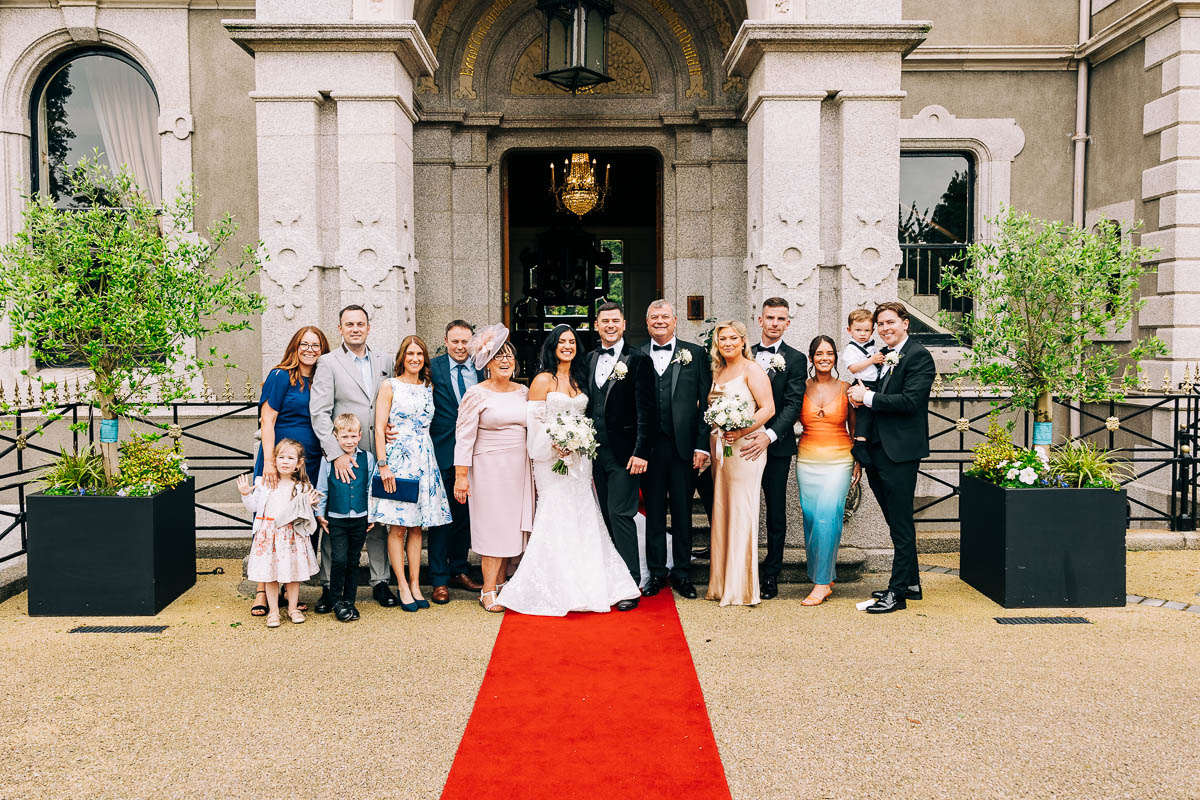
xmin=497 ymin=391 xmax=641 ymax=616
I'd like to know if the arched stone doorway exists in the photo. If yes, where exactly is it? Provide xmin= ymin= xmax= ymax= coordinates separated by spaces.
xmin=411 ymin=0 xmax=749 ymax=349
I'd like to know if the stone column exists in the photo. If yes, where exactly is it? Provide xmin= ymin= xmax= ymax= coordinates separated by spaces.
xmin=726 ymin=4 xmax=928 ymax=569
xmin=726 ymin=10 xmax=927 ymax=351
xmin=1141 ymin=15 xmax=1200 ymax=381
xmin=225 ymin=0 xmax=436 ymax=375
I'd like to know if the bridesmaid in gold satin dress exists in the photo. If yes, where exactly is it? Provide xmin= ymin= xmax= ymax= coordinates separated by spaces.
xmin=705 ymin=321 xmax=776 ymax=606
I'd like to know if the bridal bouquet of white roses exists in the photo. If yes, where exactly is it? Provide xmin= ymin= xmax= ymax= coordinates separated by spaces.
xmin=704 ymin=395 xmax=755 ymax=458
xmin=546 ymin=411 xmax=599 ymax=476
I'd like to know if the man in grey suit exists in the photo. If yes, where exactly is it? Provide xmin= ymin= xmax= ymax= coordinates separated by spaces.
xmin=310 ymin=305 xmax=399 ymax=611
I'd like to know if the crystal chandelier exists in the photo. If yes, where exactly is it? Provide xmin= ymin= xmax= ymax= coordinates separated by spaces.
xmin=549 ymin=153 xmax=610 ymax=217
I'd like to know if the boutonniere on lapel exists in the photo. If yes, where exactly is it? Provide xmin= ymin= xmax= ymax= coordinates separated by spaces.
xmin=609 ymin=361 xmax=628 ymax=383
xmin=671 ymin=349 xmax=692 ymax=366
xmin=767 ymin=353 xmax=786 ymax=374
xmin=883 ymin=350 xmax=901 ymax=369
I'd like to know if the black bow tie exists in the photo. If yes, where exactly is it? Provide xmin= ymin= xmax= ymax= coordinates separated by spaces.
xmin=864 ymin=340 xmax=875 ymax=348
xmin=759 ymin=345 xmax=778 ymax=354
xmin=879 ymin=346 xmax=892 ymax=355
xmin=599 ymin=348 xmax=615 ymax=357
xmin=652 ymin=343 xmax=672 ymax=352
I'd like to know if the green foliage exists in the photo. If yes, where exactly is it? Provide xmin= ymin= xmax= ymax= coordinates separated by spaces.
xmin=1048 ymin=438 xmax=1132 ymax=490
xmin=39 ymin=446 xmax=105 ymax=494
xmin=966 ymin=420 xmax=1018 ymax=476
xmin=0 ymin=155 xmax=266 ymax=483
xmin=939 ymin=209 xmax=1166 ymax=412
xmin=39 ymin=435 xmax=189 ymax=496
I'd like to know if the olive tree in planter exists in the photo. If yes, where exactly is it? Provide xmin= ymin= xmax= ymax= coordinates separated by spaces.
xmin=0 ymin=158 xmax=265 ymax=615
xmin=939 ymin=209 xmax=1164 ymax=607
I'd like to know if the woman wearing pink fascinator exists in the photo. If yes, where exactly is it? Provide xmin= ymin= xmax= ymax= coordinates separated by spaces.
xmin=453 ymin=323 xmax=535 ymax=612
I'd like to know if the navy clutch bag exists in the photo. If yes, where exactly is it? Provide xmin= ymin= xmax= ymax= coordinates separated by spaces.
xmin=371 ymin=472 xmax=419 ymax=503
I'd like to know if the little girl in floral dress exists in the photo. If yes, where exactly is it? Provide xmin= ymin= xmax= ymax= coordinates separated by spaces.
xmin=239 ymin=439 xmax=321 ymax=628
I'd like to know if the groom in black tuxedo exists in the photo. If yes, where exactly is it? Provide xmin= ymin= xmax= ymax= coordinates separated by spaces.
xmin=848 ymin=301 xmax=936 ymax=614
xmin=587 ymin=301 xmax=655 ymax=611
xmin=640 ymin=299 xmax=712 ymax=600
xmin=738 ymin=297 xmax=807 ymax=600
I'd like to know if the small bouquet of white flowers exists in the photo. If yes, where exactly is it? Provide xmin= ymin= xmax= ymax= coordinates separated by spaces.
xmin=704 ymin=395 xmax=755 ymax=458
xmin=546 ymin=411 xmax=600 ymax=476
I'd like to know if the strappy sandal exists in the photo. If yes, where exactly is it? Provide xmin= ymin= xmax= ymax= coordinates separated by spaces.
xmin=801 ymin=588 xmax=832 ymax=606
xmin=279 ymin=589 xmax=307 ymax=613
xmin=251 ymin=590 xmax=268 ymax=617
xmin=479 ymin=589 xmax=505 ymax=613
xmin=266 ymin=612 xmax=281 ymax=628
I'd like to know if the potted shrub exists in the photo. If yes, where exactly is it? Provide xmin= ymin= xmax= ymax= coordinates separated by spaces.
xmin=0 ymin=157 xmax=264 ymax=616
xmin=940 ymin=210 xmax=1164 ymax=608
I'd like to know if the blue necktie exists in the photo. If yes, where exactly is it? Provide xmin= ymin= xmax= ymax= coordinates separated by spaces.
xmin=455 ymin=363 xmax=467 ymax=400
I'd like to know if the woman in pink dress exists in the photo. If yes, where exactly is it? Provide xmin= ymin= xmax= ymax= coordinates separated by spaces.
xmin=453 ymin=326 xmax=535 ymax=612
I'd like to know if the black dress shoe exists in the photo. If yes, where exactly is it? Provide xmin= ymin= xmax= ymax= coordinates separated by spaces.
xmin=872 ymin=585 xmax=922 ymax=601
xmin=373 ymin=582 xmax=398 ymax=607
xmin=333 ymin=601 xmax=355 ymax=622
xmin=761 ymin=577 xmax=778 ymax=600
xmin=314 ymin=587 xmax=332 ymax=614
xmin=866 ymin=590 xmax=907 ymax=614
xmin=349 ymin=604 xmax=361 ymax=621
xmin=671 ymin=576 xmax=697 ymax=599
xmin=616 ymin=597 xmax=639 ymax=611
xmin=641 ymin=576 xmax=666 ymax=597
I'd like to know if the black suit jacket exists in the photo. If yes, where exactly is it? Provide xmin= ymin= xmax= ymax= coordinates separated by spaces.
xmin=640 ymin=339 xmax=712 ymax=462
xmin=870 ymin=338 xmax=936 ymax=463
xmin=752 ymin=342 xmax=807 ymax=458
xmin=586 ymin=345 xmax=655 ymax=465
xmin=430 ymin=353 xmax=487 ymax=471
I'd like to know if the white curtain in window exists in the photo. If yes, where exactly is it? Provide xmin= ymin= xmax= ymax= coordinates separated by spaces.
xmin=86 ymin=57 xmax=161 ymax=205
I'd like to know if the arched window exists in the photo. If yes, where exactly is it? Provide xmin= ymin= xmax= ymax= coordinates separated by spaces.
xmin=30 ymin=48 xmax=160 ymax=208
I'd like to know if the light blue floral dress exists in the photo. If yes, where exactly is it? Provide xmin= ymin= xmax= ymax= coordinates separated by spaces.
xmin=369 ymin=379 xmax=453 ymax=528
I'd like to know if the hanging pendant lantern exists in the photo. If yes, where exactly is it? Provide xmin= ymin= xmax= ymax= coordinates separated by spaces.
xmin=535 ymin=0 xmax=615 ymax=94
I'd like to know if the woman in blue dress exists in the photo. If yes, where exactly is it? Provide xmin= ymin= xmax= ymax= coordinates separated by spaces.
xmin=371 ymin=335 xmax=453 ymax=612
xmin=250 ymin=325 xmax=331 ymax=616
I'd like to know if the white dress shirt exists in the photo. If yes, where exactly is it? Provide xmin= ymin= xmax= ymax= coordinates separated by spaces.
xmin=595 ymin=338 xmax=625 ymax=385
xmin=841 ymin=339 xmax=880 ymax=383
xmin=864 ymin=335 xmax=909 ymax=409
xmin=448 ymin=355 xmax=478 ymax=403
xmin=754 ymin=339 xmax=783 ymax=443
xmin=649 ymin=336 xmax=676 ymax=376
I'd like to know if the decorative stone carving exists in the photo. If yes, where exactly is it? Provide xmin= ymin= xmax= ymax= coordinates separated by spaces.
xmin=841 ymin=211 xmax=900 ymax=291
xmin=455 ymin=0 xmax=516 ymax=100
xmin=262 ymin=207 xmax=320 ymax=321
xmin=416 ymin=0 xmax=462 ymax=95
xmin=158 ymin=112 xmax=194 ymax=141
xmin=61 ymin=4 xmax=99 ymax=43
xmin=510 ymin=32 xmax=652 ymax=96
xmin=646 ymin=0 xmax=707 ymax=98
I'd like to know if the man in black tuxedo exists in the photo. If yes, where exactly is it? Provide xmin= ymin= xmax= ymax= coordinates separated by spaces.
xmin=640 ymin=300 xmax=712 ymax=600
xmin=848 ymin=301 xmax=936 ymax=614
xmin=738 ymin=297 xmax=807 ymax=600
xmin=427 ymin=320 xmax=485 ymax=604
xmin=587 ymin=302 xmax=655 ymax=611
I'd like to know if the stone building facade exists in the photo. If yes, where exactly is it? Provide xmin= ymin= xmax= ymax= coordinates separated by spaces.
xmin=0 ymin=0 xmax=1195 ymax=556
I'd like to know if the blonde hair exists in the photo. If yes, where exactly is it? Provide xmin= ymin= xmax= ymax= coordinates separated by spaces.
xmin=333 ymin=412 xmax=361 ymax=434
xmin=710 ymin=320 xmax=753 ymax=372
xmin=847 ymin=308 xmax=873 ymax=326
xmin=273 ymin=438 xmax=311 ymax=498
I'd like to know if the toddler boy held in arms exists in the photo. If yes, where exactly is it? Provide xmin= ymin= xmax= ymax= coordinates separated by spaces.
xmin=842 ymin=308 xmax=884 ymax=465
xmin=315 ymin=413 xmax=376 ymax=622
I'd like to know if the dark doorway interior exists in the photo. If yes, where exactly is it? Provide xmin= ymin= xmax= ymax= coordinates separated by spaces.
xmin=504 ymin=149 xmax=661 ymax=378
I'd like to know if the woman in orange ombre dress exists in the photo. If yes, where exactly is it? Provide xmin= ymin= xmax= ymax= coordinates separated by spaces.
xmin=795 ymin=335 xmax=860 ymax=606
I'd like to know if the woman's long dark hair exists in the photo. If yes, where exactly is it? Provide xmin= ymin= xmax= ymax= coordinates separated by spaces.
xmin=808 ymin=334 xmax=840 ymax=379
xmin=536 ymin=324 xmax=589 ymax=394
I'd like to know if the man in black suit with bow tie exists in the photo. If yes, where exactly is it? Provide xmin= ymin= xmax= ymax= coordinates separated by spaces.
xmin=848 ymin=301 xmax=936 ymax=614
xmin=737 ymin=297 xmax=807 ymax=599
xmin=587 ymin=302 xmax=655 ymax=611
xmin=640 ymin=299 xmax=712 ymax=600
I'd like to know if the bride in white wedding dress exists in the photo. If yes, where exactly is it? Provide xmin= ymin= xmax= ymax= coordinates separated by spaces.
xmin=498 ymin=326 xmax=640 ymax=616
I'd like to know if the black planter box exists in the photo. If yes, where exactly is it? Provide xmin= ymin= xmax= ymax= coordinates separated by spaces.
xmin=959 ymin=474 xmax=1126 ymax=608
xmin=26 ymin=478 xmax=196 ymax=616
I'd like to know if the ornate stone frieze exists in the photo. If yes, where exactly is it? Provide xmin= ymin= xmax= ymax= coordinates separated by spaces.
xmin=510 ymin=32 xmax=652 ymax=95
xmin=262 ymin=205 xmax=320 ymax=321
xmin=647 ymin=0 xmax=707 ymax=98
xmin=456 ymin=0 xmax=516 ymax=100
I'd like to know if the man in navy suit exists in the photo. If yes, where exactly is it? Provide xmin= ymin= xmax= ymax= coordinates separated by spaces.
xmin=427 ymin=320 xmax=485 ymax=604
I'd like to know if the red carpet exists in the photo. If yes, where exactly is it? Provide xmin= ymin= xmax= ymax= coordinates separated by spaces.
xmin=441 ymin=591 xmax=731 ymax=800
